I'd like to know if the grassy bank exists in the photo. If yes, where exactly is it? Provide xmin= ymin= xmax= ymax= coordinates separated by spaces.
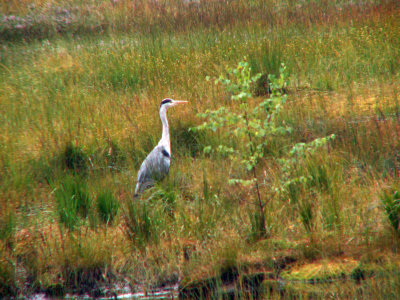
xmin=1 ymin=0 xmax=400 ymax=297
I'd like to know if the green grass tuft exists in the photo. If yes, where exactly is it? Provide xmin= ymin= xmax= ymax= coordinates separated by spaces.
xmin=63 ymin=143 xmax=88 ymax=174
xmin=53 ymin=176 xmax=92 ymax=230
xmin=123 ymin=198 xmax=164 ymax=248
xmin=96 ymin=191 xmax=119 ymax=224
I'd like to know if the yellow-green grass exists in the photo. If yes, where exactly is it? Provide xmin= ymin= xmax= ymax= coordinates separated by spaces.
xmin=1 ymin=0 xmax=400 ymax=297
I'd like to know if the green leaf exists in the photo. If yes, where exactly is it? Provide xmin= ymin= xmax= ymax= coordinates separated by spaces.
xmin=203 ymin=146 xmax=212 ymax=154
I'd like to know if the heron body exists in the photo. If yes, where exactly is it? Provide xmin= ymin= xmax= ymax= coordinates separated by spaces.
xmin=134 ymin=98 xmax=188 ymax=196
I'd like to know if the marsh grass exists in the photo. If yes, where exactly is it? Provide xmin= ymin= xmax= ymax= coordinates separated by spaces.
xmin=1 ymin=0 xmax=400 ymax=297
xmin=123 ymin=195 xmax=165 ymax=248
xmin=0 ymin=212 xmax=16 ymax=250
xmin=171 ymin=119 xmax=206 ymax=158
xmin=63 ymin=143 xmax=88 ymax=173
xmin=96 ymin=191 xmax=119 ymax=224
xmin=53 ymin=176 xmax=92 ymax=230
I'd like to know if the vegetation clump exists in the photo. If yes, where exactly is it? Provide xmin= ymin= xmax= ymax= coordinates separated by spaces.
xmin=63 ymin=143 xmax=88 ymax=173
xmin=381 ymin=188 xmax=400 ymax=235
xmin=123 ymin=198 xmax=163 ymax=247
xmin=53 ymin=176 xmax=92 ymax=230
xmin=97 ymin=191 xmax=119 ymax=224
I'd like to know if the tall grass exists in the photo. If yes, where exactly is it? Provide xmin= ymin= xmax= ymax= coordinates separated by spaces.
xmin=1 ymin=0 xmax=400 ymax=297
xmin=96 ymin=191 xmax=119 ymax=224
xmin=53 ymin=176 xmax=92 ymax=230
xmin=124 ymin=196 xmax=165 ymax=248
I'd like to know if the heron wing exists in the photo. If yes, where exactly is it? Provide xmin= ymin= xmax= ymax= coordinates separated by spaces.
xmin=135 ymin=145 xmax=171 ymax=194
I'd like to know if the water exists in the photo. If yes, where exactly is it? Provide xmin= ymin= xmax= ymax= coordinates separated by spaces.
xmin=28 ymin=268 xmax=400 ymax=299
xmin=30 ymin=284 xmax=179 ymax=300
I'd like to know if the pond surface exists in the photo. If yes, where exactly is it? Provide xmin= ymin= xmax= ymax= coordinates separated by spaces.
xmin=30 ymin=284 xmax=179 ymax=300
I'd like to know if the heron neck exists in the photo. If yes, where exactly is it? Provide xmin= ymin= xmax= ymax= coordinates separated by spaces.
xmin=159 ymin=108 xmax=170 ymax=150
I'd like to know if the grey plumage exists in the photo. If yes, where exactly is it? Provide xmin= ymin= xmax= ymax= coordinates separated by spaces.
xmin=134 ymin=98 xmax=188 ymax=197
xmin=134 ymin=145 xmax=171 ymax=195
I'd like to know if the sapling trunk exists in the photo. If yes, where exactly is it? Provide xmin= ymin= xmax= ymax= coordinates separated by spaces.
xmin=243 ymin=111 xmax=266 ymax=236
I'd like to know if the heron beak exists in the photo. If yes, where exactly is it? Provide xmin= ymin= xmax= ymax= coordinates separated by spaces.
xmin=172 ymin=100 xmax=189 ymax=106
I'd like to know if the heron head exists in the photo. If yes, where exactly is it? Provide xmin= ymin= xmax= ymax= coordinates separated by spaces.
xmin=160 ymin=98 xmax=188 ymax=109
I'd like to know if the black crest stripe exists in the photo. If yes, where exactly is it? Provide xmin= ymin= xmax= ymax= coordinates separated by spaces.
xmin=160 ymin=99 xmax=172 ymax=107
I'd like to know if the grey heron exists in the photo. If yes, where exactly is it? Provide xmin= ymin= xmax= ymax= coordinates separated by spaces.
xmin=134 ymin=98 xmax=188 ymax=197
